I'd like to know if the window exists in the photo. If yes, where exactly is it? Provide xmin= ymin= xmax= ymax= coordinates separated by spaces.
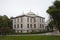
xmin=42 ymin=18 xmax=43 ymax=23
xmin=42 ymin=19 xmax=44 ymax=23
xmin=21 ymin=17 xmax=22 ymax=22
xmin=40 ymin=18 xmax=41 ymax=23
xmin=27 ymin=24 xmax=29 ymax=28
xmin=27 ymin=17 xmax=29 ymax=22
xmin=27 ymin=30 xmax=29 ymax=32
xmin=30 ymin=18 xmax=32 ymax=23
xmin=17 ymin=30 xmax=19 ymax=33
xmin=41 ymin=18 xmax=44 ymax=23
xmin=40 ymin=24 xmax=41 ymax=28
xmin=21 ymin=24 xmax=23 ymax=28
xmin=21 ymin=30 xmax=22 ymax=33
xmin=34 ymin=18 xmax=36 ymax=22
xmin=30 ymin=24 xmax=32 ymax=28
xmin=17 ymin=18 xmax=19 ymax=23
xmin=42 ymin=24 xmax=44 ymax=28
xmin=34 ymin=24 xmax=36 ymax=28
xmin=17 ymin=24 xmax=19 ymax=28
xmin=14 ymin=24 xmax=16 ymax=28
xmin=14 ymin=19 xmax=16 ymax=23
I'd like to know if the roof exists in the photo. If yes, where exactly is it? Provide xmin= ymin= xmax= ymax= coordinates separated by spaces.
xmin=11 ymin=12 xmax=45 ymax=19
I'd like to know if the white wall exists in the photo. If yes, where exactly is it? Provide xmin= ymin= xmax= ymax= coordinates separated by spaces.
xmin=12 ymin=16 xmax=45 ymax=33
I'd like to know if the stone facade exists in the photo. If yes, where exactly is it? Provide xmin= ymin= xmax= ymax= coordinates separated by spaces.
xmin=11 ymin=12 xmax=45 ymax=33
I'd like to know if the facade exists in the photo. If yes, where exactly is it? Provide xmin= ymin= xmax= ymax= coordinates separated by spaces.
xmin=11 ymin=12 xmax=45 ymax=33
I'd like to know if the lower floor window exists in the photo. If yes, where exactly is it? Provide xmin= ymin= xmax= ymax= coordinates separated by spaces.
xmin=17 ymin=30 xmax=19 ymax=33
xmin=21 ymin=30 xmax=22 ymax=33
xmin=27 ymin=30 xmax=29 ymax=32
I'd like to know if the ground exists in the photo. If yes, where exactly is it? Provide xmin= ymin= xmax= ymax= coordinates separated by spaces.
xmin=0 ymin=35 xmax=60 ymax=40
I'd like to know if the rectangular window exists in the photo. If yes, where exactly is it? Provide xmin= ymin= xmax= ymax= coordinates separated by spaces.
xmin=21 ymin=30 xmax=22 ymax=33
xmin=41 ymin=19 xmax=43 ymax=23
xmin=27 ymin=30 xmax=29 ymax=32
xmin=40 ymin=18 xmax=41 ymax=23
xmin=42 ymin=24 xmax=44 ymax=28
xmin=30 ymin=24 xmax=32 ymax=28
xmin=42 ymin=19 xmax=44 ymax=23
xmin=30 ymin=18 xmax=32 ymax=23
xmin=34 ymin=18 xmax=36 ymax=22
xmin=21 ymin=24 xmax=23 ymax=28
xmin=40 ymin=24 xmax=41 ymax=28
xmin=17 ymin=24 xmax=19 ymax=28
xmin=14 ymin=24 xmax=16 ymax=28
xmin=21 ymin=17 xmax=22 ymax=22
xmin=27 ymin=17 xmax=29 ymax=22
xmin=27 ymin=24 xmax=29 ymax=28
xmin=17 ymin=30 xmax=19 ymax=33
xmin=14 ymin=19 xmax=16 ymax=23
xmin=17 ymin=18 xmax=19 ymax=23
xmin=34 ymin=24 xmax=36 ymax=28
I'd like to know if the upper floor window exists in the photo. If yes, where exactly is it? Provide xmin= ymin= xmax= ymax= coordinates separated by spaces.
xmin=21 ymin=24 xmax=23 ymax=28
xmin=27 ymin=24 xmax=29 ymax=28
xmin=40 ymin=18 xmax=41 ymax=23
xmin=30 ymin=18 xmax=32 ymax=23
xmin=14 ymin=19 xmax=16 ymax=23
xmin=42 ymin=24 xmax=44 ymax=28
xmin=30 ymin=17 xmax=36 ymax=23
xmin=14 ymin=24 xmax=16 ymax=28
xmin=42 ymin=18 xmax=44 ymax=23
xmin=17 ymin=24 xmax=19 ymax=28
xmin=40 ymin=24 xmax=41 ymax=28
xmin=21 ymin=17 xmax=23 ymax=22
xmin=34 ymin=18 xmax=36 ymax=22
xmin=34 ymin=24 xmax=36 ymax=28
xmin=30 ymin=24 xmax=32 ymax=28
xmin=17 ymin=18 xmax=19 ymax=23
xmin=27 ymin=17 xmax=29 ymax=22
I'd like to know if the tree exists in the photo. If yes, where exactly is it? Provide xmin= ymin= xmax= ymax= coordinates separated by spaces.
xmin=0 ymin=15 xmax=12 ymax=35
xmin=47 ymin=0 xmax=60 ymax=31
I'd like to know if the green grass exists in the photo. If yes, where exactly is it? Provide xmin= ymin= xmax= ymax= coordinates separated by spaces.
xmin=0 ymin=35 xmax=60 ymax=40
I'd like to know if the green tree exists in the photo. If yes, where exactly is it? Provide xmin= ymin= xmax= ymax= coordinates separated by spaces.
xmin=47 ymin=0 xmax=60 ymax=31
xmin=0 ymin=16 xmax=3 ymax=28
xmin=0 ymin=15 xmax=12 ymax=35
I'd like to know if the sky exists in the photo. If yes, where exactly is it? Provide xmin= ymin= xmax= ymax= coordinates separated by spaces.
xmin=0 ymin=0 xmax=55 ymax=21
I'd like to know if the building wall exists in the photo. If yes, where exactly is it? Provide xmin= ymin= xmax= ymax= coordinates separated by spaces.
xmin=12 ymin=16 xmax=45 ymax=33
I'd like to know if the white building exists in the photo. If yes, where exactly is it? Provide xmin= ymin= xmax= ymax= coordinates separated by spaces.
xmin=11 ymin=12 xmax=45 ymax=33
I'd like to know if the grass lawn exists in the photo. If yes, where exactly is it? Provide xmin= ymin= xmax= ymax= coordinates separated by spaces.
xmin=0 ymin=35 xmax=60 ymax=40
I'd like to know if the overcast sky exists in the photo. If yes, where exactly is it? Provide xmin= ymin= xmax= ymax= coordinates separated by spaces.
xmin=0 ymin=0 xmax=55 ymax=21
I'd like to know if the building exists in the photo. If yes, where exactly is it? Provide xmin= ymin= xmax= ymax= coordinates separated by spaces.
xmin=11 ymin=12 xmax=45 ymax=33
